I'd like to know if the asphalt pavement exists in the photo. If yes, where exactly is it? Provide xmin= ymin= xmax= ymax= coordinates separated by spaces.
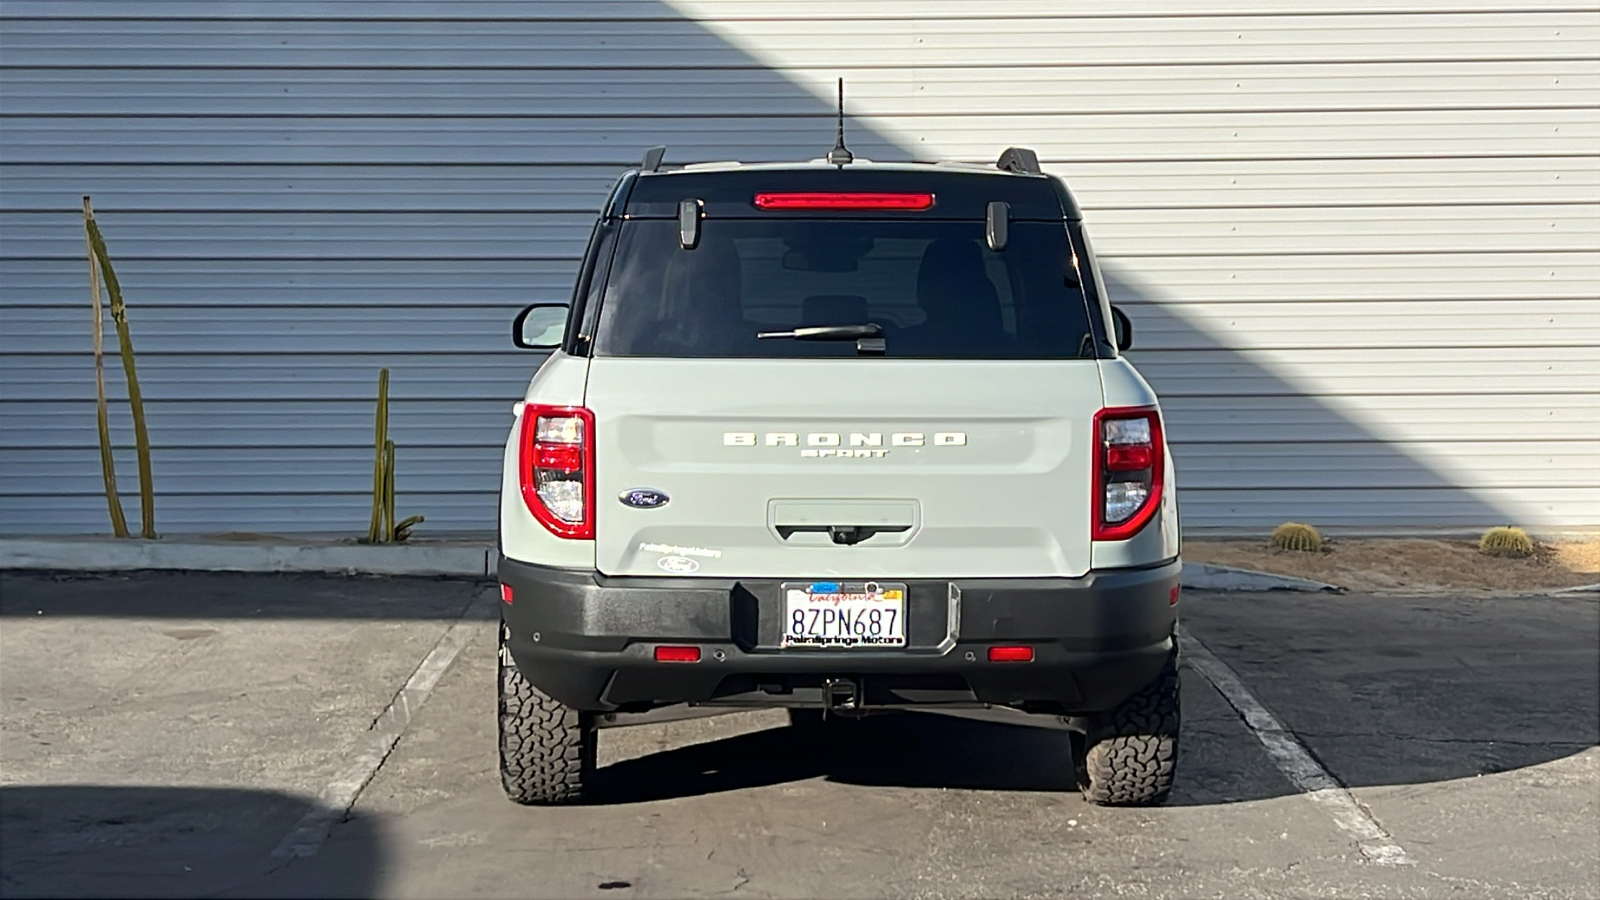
xmin=0 ymin=571 xmax=1595 ymax=899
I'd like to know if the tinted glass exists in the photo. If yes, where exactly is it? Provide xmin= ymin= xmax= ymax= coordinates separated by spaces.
xmin=593 ymin=219 xmax=1098 ymax=359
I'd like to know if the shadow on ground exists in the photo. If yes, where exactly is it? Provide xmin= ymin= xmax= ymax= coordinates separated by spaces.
xmin=591 ymin=711 xmax=1079 ymax=805
xmin=589 ymin=591 xmax=1598 ymax=807
xmin=0 ymin=786 xmax=384 ymax=899
xmin=4 ymin=572 xmax=1594 ymax=810
xmin=0 ymin=570 xmax=486 ymax=619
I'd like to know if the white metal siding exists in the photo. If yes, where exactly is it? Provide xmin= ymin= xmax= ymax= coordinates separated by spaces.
xmin=1 ymin=1 xmax=1596 ymax=534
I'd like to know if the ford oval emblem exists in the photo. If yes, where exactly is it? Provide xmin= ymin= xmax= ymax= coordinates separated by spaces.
xmin=619 ymin=488 xmax=670 ymax=509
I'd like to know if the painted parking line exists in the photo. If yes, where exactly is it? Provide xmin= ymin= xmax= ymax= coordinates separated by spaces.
xmin=272 ymin=592 xmax=494 ymax=859
xmin=1179 ymin=624 xmax=1413 ymax=867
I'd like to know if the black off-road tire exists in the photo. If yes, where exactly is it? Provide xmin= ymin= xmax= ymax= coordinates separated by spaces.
xmin=498 ymin=624 xmax=595 ymax=805
xmin=1075 ymin=651 xmax=1180 ymax=806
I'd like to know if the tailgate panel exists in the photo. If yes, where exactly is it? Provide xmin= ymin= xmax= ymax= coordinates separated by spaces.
xmin=587 ymin=358 xmax=1102 ymax=578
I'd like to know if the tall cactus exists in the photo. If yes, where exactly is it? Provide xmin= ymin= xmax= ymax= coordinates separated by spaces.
xmin=366 ymin=369 xmax=390 ymax=543
xmin=384 ymin=439 xmax=397 ymax=542
xmin=85 ymin=197 xmax=128 ymax=538
xmin=84 ymin=197 xmax=155 ymax=539
xmin=365 ymin=368 xmax=424 ymax=543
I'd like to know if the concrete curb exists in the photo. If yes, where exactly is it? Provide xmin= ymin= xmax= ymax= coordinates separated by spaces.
xmin=0 ymin=538 xmax=495 ymax=578
xmin=1180 ymin=561 xmax=1345 ymax=593
xmin=4 ymin=537 xmax=1344 ymax=592
xmin=1550 ymin=582 xmax=1600 ymax=596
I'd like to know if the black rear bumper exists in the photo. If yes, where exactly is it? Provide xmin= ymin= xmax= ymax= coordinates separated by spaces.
xmin=497 ymin=556 xmax=1180 ymax=715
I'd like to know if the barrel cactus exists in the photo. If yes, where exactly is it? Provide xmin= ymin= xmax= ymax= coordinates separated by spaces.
xmin=1270 ymin=522 xmax=1324 ymax=553
xmin=1479 ymin=526 xmax=1534 ymax=559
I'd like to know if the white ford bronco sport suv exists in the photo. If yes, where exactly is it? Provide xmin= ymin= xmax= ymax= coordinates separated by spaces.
xmin=498 ymin=145 xmax=1181 ymax=807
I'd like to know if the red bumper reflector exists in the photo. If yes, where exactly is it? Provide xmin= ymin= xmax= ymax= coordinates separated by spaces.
xmin=753 ymin=191 xmax=935 ymax=211
xmin=654 ymin=645 xmax=701 ymax=663
xmin=500 ymin=584 xmax=514 ymax=604
xmin=1170 ymin=585 xmax=1181 ymax=605
xmin=988 ymin=645 xmax=1035 ymax=663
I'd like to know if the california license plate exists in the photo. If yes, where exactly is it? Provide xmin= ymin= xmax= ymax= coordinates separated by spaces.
xmin=781 ymin=581 xmax=907 ymax=648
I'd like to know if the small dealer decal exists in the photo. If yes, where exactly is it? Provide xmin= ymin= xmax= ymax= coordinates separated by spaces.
xmin=639 ymin=541 xmax=720 ymax=575
xmin=656 ymin=556 xmax=700 ymax=574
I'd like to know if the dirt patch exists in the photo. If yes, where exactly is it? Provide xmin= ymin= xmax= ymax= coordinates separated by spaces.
xmin=1184 ymin=536 xmax=1600 ymax=594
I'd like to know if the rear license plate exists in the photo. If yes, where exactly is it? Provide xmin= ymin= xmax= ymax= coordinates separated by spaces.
xmin=781 ymin=581 xmax=907 ymax=648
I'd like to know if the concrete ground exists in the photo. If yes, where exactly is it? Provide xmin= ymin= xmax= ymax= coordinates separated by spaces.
xmin=0 ymin=572 xmax=1594 ymax=899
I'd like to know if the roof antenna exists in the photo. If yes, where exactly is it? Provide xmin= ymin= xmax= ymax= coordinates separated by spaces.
xmin=827 ymin=77 xmax=853 ymax=167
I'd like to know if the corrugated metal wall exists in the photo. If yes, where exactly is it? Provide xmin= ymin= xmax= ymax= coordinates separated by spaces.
xmin=2 ymin=0 xmax=1597 ymax=535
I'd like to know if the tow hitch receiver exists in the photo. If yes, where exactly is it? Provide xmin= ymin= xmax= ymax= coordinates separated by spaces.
xmin=823 ymin=677 xmax=862 ymax=717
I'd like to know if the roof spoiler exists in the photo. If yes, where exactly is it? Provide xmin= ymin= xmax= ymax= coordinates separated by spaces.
xmin=996 ymin=147 xmax=1041 ymax=174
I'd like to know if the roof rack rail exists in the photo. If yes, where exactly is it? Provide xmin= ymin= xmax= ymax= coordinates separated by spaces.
xmin=996 ymin=147 xmax=1041 ymax=174
xmin=642 ymin=145 xmax=667 ymax=172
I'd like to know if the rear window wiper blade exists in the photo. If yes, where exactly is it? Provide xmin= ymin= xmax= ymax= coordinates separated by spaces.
xmin=756 ymin=323 xmax=882 ymax=341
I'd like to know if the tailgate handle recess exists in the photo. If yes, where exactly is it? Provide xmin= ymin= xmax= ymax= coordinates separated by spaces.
xmin=776 ymin=524 xmax=912 ymax=545
xmin=768 ymin=499 xmax=921 ymax=547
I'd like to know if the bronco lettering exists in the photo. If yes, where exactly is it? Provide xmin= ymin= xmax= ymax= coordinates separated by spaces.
xmin=723 ymin=431 xmax=965 ymax=452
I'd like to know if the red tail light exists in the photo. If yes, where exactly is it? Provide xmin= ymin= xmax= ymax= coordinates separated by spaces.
xmin=753 ymin=192 xmax=935 ymax=210
xmin=518 ymin=405 xmax=595 ymax=540
xmin=1092 ymin=406 xmax=1164 ymax=541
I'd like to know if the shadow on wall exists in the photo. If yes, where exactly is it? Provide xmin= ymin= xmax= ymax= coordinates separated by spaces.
xmin=0 ymin=785 xmax=384 ymax=898
xmin=0 ymin=3 xmax=1515 ymax=532
xmin=1099 ymin=270 xmax=1510 ymax=529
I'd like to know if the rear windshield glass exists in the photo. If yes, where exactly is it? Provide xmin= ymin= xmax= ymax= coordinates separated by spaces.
xmin=592 ymin=219 xmax=1098 ymax=359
